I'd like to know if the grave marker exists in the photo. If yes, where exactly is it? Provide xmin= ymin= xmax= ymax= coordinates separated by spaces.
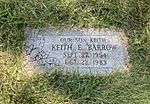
xmin=24 ymin=28 xmax=128 ymax=74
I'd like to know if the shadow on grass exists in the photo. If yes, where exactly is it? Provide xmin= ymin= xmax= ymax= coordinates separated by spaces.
xmin=11 ymin=69 xmax=150 ymax=104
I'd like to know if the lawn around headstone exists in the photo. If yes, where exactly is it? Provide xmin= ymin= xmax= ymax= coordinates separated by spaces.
xmin=0 ymin=0 xmax=150 ymax=104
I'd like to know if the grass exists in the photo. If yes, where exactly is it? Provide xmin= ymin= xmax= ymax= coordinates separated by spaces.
xmin=0 ymin=0 xmax=150 ymax=104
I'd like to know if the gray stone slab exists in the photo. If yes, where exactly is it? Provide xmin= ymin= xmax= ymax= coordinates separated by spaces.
xmin=24 ymin=27 xmax=128 ymax=74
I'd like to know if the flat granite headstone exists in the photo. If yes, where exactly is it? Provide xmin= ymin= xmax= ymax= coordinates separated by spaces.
xmin=24 ymin=27 xmax=128 ymax=74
